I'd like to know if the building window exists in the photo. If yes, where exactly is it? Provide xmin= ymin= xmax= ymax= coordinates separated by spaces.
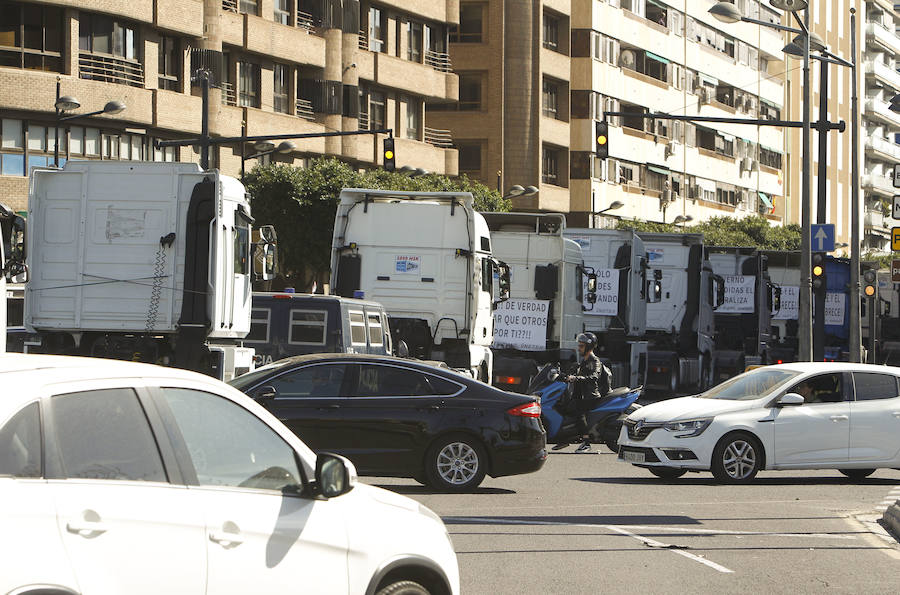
xmin=450 ymin=3 xmax=483 ymax=43
xmin=0 ymin=1 xmax=64 ymax=72
xmin=79 ymin=13 xmax=139 ymax=61
xmin=0 ymin=118 xmax=25 ymax=176
xmin=274 ymin=0 xmax=291 ymax=25
xmin=158 ymin=36 xmax=180 ymax=91
xmin=368 ymin=6 xmax=385 ymax=53
xmin=543 ymin=13 xmax=559 ymax=50
xmin=239 ymin=0 xmax=258 ymax=16
xmin=407 ymin=21 xmax=423 ymax=62
xmin=542 ymin=146 xmax=560 ymax=185
xmin=369 ymin=90 xmax=386 ymax=130
xmin=457 ymin=142 xmax=482 ymax=173
xmin=238 ymin=61 xmax=260 ymax=108
xmin=404 ymin=96 xmax=420 ymax=140
xmin=542 ymin=79 xmax=559 ymax=119
xmin=459 ymin=73 xmax=482 ymax=111
xmin=273 ymin=63 xmax=290 ymax=113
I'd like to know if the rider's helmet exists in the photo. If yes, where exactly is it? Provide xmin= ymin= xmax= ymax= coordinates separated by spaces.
xmin=576 ymin=332 xmax=597 ymax=351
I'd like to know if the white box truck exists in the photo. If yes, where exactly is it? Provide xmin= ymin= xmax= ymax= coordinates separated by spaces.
xmin=25 ymin=161 xmax=276 ymax=380
xmin=483 ymin=213 xmax=593 ymax=392
xmin=330 ymin=189 xmax=509 ymax=381
xmin=564 ymin=228 xmax=654 ymax=390
xmin=639 ymin=233 xmax=723 ymax=394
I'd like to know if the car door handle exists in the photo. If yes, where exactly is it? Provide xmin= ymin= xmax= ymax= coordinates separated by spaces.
xmin=209 ymin=530 xmax=244 ymax=547
xmin=893 ymin=412 xmax=900 ymax=419
xmin=317 ymin=404 xmax=340 ymax=410
xmin=829 ymin=415 xmax=849 ymax=422
xmin=418 ymin=405 xmax=440 ymax=412
xmin=66 ymin=519 xmax=108 ymax=537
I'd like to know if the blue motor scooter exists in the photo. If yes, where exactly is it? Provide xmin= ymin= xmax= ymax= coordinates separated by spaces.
xmin=527 ymin=363 xmax=642 ymax=452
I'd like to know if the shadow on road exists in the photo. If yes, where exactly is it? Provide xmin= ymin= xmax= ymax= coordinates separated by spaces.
xmin=442 ymin=514 xmax=700 ymax=526
xmin=575 ymin=475 xmax=900 ymax=486
xmin=372 ymin=484 xmax=517 ymax=495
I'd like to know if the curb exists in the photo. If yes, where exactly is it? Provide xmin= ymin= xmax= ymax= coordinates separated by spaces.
xmin=883 ymin=501 xmax=900 ymax=541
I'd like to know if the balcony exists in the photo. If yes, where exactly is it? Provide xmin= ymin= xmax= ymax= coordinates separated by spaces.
xmin=865 ymin=208 xmax=887 ymax=230
xmin=423 ymin=127 xmax=453 ymax=148
xmin=864 ymin=59 xmax=900 ymax=91
xmin=866 ymin=22 xmax=900 ymax=55
xmin=295 ymin=98 xmax=315 ymax=121
xmin=221 ymin=82 xmax=236 ymax=106
xmin=425 ymin=50 xmax=452 ymax=73
xmin=861 ymin=171 xmax=895 ymax=197
xmin=864 ymin=96 xmax=900 ymax=128
xmin=222 ymin=0 xmax=237 ymax=12
xmin=296 ymin=10 xmax=315 ymax=31
xmin=865 ymin=134 xmax=900 ymax=162
xmin=78 ymin=53 xmax=144 ymax=88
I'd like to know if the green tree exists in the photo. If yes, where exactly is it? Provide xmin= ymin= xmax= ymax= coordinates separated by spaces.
xmin=615 ymin=215 xmax=801 ymax=250
xmin=244 ymin=158 xmax=509 ymax=289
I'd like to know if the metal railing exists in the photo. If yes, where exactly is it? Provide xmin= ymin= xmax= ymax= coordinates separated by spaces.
xmin=425 ymin=49 xmax=452 ymax=73
xmin=221 ymin=82 xmax=236 ymax=106
xmin=78 ymin=53 xmax=144 ymax=87
xmin=358 ymin=30 xmax=368 ymax=51
xmin=358 ymin=112 xmax=370 ymax=131
xmin=222 ymin=0 xmax=238 ymax=13
xmin=423 ymin=127 xmax=453 ymax=148
xmin=296 ymin=10 xmax=315 ymax=31
xmin=295 ymin=98 xmax=315 ymax=121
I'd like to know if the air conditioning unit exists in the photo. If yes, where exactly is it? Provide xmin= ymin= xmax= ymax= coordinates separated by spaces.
xmin=741 ymin=157 xmax=754 ymax=171
xmin=664 ymin=142 xmax=675 ymax=158
xmin=698 ymin=87 xmax=709 ymax=105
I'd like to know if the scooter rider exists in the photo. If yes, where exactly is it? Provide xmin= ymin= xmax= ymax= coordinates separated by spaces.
xmin=553 ymin=332 xmax=607 ymax=453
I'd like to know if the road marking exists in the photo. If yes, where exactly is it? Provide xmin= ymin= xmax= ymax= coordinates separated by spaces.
xmin=445 ymin=516 xmax=737 ymax=573
xmin=613 ymin=524 xmax=858 ymax=540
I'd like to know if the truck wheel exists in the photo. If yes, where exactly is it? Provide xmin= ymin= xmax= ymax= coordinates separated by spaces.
xmin=425 ymin=434 xmax=487 ymax=492
xmin=668 ymin=358 xmax=680 ymax=394
xmin=700 ymin=354 xmax=713 ymax=391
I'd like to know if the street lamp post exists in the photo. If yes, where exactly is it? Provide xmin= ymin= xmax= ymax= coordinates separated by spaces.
xmin=593 ymin=200 xmax=624 ymax=228
xmin=54 ymin=78 xmax=126 ymax=167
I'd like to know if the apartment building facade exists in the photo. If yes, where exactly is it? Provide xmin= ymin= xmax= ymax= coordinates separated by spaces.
xmin=0 ymin=0 xmax=460 ymax=213
xmin=432 ymin=0 xmax=787 ymax=226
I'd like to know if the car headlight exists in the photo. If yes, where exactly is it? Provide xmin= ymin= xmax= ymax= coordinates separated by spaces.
xmin=663 ymin=417 xmax=713 ymax=438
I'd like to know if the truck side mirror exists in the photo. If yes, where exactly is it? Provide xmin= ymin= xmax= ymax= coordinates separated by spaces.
xmin=2 ymin=214 xmax=27 ymax=283
xmin=769 ymin=284 xmax=782 ymax=315
xmin=646 ymin=270 xmax=662 ymax=304
xmin=253 ymin=225 xmax=278 ymax=282
xmin=493 ymin=261 xmax=510 ymax=304
xmin=712 ymin=275 xmax=726 ymax=310
xmin=587 ymin=273 xmax=597 ymax=294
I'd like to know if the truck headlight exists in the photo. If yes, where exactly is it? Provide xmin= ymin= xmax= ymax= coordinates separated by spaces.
xmin=663 ymin=418 xmax=713 ymax=438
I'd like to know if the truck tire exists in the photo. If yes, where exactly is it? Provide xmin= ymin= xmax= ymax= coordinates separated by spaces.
xmin=668 ymin=357 xmax=680 ymax=394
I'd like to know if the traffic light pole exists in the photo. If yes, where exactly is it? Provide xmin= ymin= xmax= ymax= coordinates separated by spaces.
xmin=813 ymin=56 xmax=830 ymax=362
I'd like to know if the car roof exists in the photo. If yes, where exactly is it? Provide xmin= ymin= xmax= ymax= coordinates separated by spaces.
xmin=252 ymin=292 xmax=386 ymax=309
xmin=757 ymin=362 xmax=900 ymax=375
xmin=267 ymin=352 xmax=454 ymax=371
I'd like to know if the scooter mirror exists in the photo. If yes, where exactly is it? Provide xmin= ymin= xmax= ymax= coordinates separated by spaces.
xmin=548 ymin=368 xmax=560 ymax=382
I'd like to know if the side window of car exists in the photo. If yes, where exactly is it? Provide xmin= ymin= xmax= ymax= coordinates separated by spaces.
xmin=355 ymin=364 xmax=431 ymax=397
xmin=161 ymin=388 xmax=303 ymax=492
xmin=852 ymin=373 xmax=900 ymax=401
xmin=787 ymin=373 xmax=845 ymax=404
xmin=268 ymin=364 xmax=347 ymax=398
xmin=51 ymin=389 xmax=167 ymax=482
xmin=425 ymin=374 xmax=464 ymax=396
xmin=0 ymin=402 xmax=42 ymax=478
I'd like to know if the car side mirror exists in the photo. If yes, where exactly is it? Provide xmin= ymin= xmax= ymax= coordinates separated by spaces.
xmin=315 ymin=453 xmax=357 ymax=498
xmin=254 ymin=385 xmax=277 ymax=402
xmin=776 ymin=393 xmax=805 ymax=407
xmin=396 ymin=340 xmax=410 ymax=359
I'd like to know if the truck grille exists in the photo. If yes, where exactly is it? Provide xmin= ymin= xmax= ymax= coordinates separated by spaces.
xmin=624 ymin=419 xmax=663 ymax=441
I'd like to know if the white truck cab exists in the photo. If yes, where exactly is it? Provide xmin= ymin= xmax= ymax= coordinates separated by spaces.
xmin=330 ymin=189 xmax=508 ymax=381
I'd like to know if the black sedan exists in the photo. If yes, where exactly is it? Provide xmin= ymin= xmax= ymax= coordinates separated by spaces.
xmin=230 ymin=354 xmax=547 ymax=491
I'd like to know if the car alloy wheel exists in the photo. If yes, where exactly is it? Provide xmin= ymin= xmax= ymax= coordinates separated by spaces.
xmin=712 ymin=433 xmax=762 ymax=483
xmin=426 ymin=434 xmax=487 ymax=492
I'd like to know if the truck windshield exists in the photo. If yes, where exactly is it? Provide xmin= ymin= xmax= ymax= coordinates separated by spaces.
xmin=697 ymin=368 xmax=800 ymax=401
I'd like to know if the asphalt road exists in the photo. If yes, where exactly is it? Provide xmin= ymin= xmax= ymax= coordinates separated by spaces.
xmin=368 ymin=450 xmax=900 ymax=595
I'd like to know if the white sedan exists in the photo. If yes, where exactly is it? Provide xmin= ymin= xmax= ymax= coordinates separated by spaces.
xmin=618 ymin=363 xmax=900 ymax=483
xmin=0 ymin=354 xmax=459 ymax=595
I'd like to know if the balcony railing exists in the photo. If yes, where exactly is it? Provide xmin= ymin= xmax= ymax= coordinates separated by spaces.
xmin=864 ymin=96 xmax=900 ymax=128
xmin=358 ymin=30 xmax=368 ymax=51
xmin=864 ymin=59 xmax=900 ymax=90
xmin=222 ymin=0 xmax=238 ymax=13
xmin=425 ymin=49 xmax=452 ymax=73
xmin=865 ymin=135 xmax=900 ymax=161
xmin=424 ymin=127 xmax=453 ymax=148
xmin=221 ymin=82 xmax=236 ymax=106
xmin=865 ymin=209 xmax=887 ymax=229
xmin=358 ymin=112 xmax=370 ymax=131
xmin=295 ymin=98 xmax=315 ymax=121
xmin=866 ymin=22 xmax=900 ymax=56
xmin=78 ymin=53 xmax=144 ymax=87
xmin=296 ymin=10 xmax=315 ymax=31
xmin=861 ymin=172 xmax=894 ymax=195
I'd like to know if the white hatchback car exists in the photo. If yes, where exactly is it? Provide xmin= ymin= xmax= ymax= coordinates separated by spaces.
xmin=0 ymin=354 xmax=459 ymax=595
xmin=618 ymin=363 xmax=900 ymax=483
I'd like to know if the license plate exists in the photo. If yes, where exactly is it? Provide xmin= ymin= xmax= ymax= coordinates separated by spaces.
xmin=622 ymin=450 xmax=645 ymax=464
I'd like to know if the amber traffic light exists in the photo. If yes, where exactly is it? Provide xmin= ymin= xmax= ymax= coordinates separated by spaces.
xmin=595 ymin=120 xmax=609 ymax=159
xmin=863 ymin=269 xmax=877 ymax=298
xmin=383 ymin=137 xmax=395 ymax=171
xmin=812 ymin=253 xmax=825 ymax=290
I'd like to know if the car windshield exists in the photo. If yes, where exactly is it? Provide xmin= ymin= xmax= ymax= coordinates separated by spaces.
xmin=697 ymin=368 xmax=801 ymax=401
xmin=229 ymin=360 xmax=295 ymax=390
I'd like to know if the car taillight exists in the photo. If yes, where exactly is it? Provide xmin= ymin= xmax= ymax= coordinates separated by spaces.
xmin=496 ymin=376 xmax=521 ymax=385
xmin=507 ymin=401 xmax=541 ymax=417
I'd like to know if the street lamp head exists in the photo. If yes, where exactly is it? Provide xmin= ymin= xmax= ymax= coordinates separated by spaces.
xmin=782 ymin=41 xmax=803 ymax=58
xmin=672 ymin=215 xmax=687 ymax=225
xmin=769 ymin=0 xmax=808 ymax=11
xmin=413 ymin=168 xmax=428 ymax=177
xmin=102 ymin=100 xmax=126 ymax=115
xmin=683 ymin=215 xmax=694 ymax=223
xmin=55 ymin=95 xmax=81 ymax=111
xmin=708 ymin=2 xmax=742 ymax=24
xmin=275 ymin=140 xmax=296 ymax=154
xmin=793 ymin=32 xmax=826 ymax=52
xmin=522 ymin=185 xmax=539 ymax=197
xmin=506 ymin=184 xmax=525 ymax=197
xmin=253 ymin=140 xmax=276 ymax=152
xmin=398 ymin=165 xmax=415 ymax=174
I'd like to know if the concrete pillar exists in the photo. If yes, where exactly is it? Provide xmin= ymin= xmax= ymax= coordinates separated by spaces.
xmin=324 ymin=27 xmax=343 ymax=156
xmin=503 ymin=0 xmax=539 ymax=196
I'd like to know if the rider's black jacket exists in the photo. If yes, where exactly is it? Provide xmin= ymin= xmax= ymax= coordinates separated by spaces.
xmin=571 ymin=352 xmax=603 ymax=402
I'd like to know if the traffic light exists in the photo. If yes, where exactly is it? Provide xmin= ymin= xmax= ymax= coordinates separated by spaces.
xmin=812 ymin=253 xmax=826 ymax=290
xmin=383 ymin=137 xmax=395 ymax=171
xmin=863 ymin=269 xmax=877 ymax=298
xmin=595 ymin=120 xmax=609 ymax=159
